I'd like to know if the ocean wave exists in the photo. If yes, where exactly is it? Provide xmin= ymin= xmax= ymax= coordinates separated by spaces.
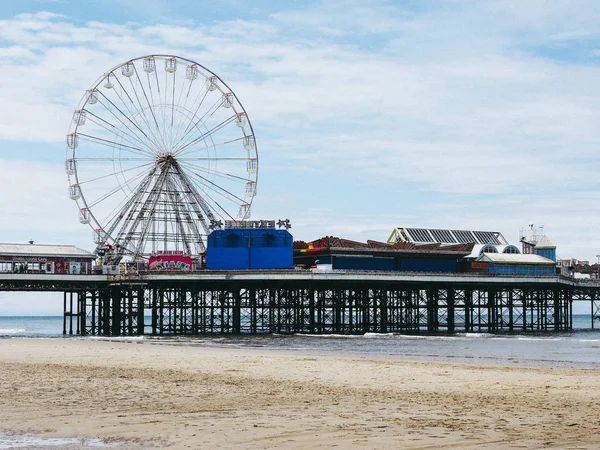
xmin=86 ymin=336 xmax=145 ymax=342
xmin=515 ymin=336 xmax=564 ymax=341
xmin=362 ymin=332 xmax=396 ymax=339
xmin=295 ymin=333 xmax=364 ymax=339
xmin=0 ymin=328 xmax=26 ymax=334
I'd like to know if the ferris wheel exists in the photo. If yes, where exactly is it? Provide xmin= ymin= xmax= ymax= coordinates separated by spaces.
xmin=65 ymin=55 xmax=258 ymax=262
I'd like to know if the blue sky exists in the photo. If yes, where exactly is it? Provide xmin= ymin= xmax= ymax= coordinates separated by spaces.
xmin=2 ymin=0 xmax=600 ymax=313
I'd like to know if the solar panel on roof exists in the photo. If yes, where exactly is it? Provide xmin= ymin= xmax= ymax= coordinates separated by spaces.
xmin=407 ymin=228 xmax=434 ymax=242
xmin=473 ymin=231 xmax=500 ymax=245
xmin=429 ymin=229 xmax=456 ymax=243
xmin=451 ymin=230 xmax=476 ymax=244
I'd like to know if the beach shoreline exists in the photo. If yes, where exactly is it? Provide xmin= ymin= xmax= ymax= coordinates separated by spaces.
xmin=1 ymin=338 xmax=599 ymax=449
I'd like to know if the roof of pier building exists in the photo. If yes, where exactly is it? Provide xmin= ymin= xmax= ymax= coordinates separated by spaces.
xmin=476 ymin=253 xmax=556 ymax=265
xmin=294 ymin=236 xmax=474 ymax=261
xmin=465 ymin=243 xmax=521 ymax=260
xmin=0 ymin=242 xmax=95 ymax=259
xmin=533 ymin=235 xmax=556 ymax=249
xmin=388 ymin=227 xmax=509 ymax=247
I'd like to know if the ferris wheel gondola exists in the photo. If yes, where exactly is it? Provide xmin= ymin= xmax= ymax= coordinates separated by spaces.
xmin=65 ymin=55 xmax=258 ymax=262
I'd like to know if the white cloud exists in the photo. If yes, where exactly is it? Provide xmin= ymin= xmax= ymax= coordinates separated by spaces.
xmin=0 ymin=159 xmax=83 ymax=234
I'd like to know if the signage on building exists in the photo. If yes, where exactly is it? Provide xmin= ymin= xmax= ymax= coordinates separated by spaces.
xmin=222 ymin=219 xmax=291 ymax=230
xmin=0 ymin=256 xmax=49 ymax=262
xmin=149 ymin=255 xmax=193 ymax=271
xmin=70 ymin=262 xmax=81 ymax=275
xmin=225 ymin=220 xmax=276 ymax=229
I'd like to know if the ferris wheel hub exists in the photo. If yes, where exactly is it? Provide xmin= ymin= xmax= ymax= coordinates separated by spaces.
xmin=156 ymin=153 xmax=174 ymax=164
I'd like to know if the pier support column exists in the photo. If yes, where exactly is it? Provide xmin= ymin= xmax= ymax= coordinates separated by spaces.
xmin=591 ymin=288 xmax=600 ymax=329
xmin=447 ymin=288 xmax=455 ymax=333
xmin=137 ymin=287 xmax=145 ymax=335
xmin=464 ymin=289 xmax=472 ymax=332
xmin=78 ymin=292 xmax=86 ymax=336
xmin=553 ymin=288 xmax=560 ymax=332
xmin=308 ymin=285 xmax=315 ymax=334
xmin=333 ymin=287 xmax=341 ymax=334
xmin=232 ymin=285 xmax=241 ymax=334
xmin=426 ymin=288 xmax=437 ymax=332
xmin=63 ymin=291 xmax=74 ymax=335
xmin=508 ymin=289 xmax=514 ymax=332
xmin=488 ymin=288 xmax=497 ymax=332
xmin=379 ymin=289 xmax=388 ymax=333
xmin=111 ymin=288 xmax=122 ymax=336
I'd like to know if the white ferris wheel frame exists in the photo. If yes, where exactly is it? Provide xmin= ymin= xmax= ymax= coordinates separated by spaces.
xmin=65 ymin=54 xmax=258 ymax=258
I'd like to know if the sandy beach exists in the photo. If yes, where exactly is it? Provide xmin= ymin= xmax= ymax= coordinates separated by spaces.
xmin=0 ymin=338 xmax=599 ymax=449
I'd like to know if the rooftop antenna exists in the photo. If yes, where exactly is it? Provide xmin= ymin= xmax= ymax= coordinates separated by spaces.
xmin=28 ymin=239 xmax=34 ymax=245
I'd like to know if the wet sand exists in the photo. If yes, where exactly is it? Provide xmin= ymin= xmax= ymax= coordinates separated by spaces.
xmin=0 ymin=338 xmax=599 ymax=449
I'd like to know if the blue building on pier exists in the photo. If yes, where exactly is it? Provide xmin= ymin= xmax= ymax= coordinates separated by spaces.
xmin=206 ymin=227 xmax=293 ymax=270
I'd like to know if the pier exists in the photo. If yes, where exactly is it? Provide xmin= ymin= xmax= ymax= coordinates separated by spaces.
xmin=1 ymin=271 xmax=600 ymax=336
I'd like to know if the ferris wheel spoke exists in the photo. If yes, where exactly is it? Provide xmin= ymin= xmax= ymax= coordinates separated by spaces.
xmin=160 ymin=70 xmax=169 ymax=147
xmin=175 ymin=136 xmax=245 ymax=160
xmin=83 ymin=108 xmax=153 ymax=156
xmin=75 ymin=157 xmax=149 ymax=161
xmin=192 ymin=187 xmax=236 ymax=221
xmin=115 ymin=71 xmax=159 ymax=148
xmin=171 ymin=70 xmax=203 ymax=147
xmin=93 ymin=179 xmax=154 ymax=244
xmin=163 ymin=69 xmax=176 ymax=152
xmin=112 ymin=73 xmax=154 ymax=137
xmin=76 ymin=132 xmax=148 ymax=155
xmin=174 ymin=114 xmax=236 ymax=156
xmin=144 ymin=69 xmax=162 ymax=138
xmin=172 ymin=161 xmax=217 ymax=224
xmin=87 ymin=102 xmax=153 ymax=155
xmin=180 ymin=160 xmax=252 ymax=183
xmin=93 ymin=93 xmax=149 ymax=147
xmin=171 ymin=79 xmax=194 ymax=141
xmin=112 ymin=75 xmax=163 ymax=153
xmin=180 ymin=86 xmax=210 ymax=137
xmin=167 ymin=67 xmax=189 ymax=151
xmin=96 ymin=90 xmax=152 ymax=143
xmin=175 ymin=172 xmax=236 ymax=222
xmin=147 ymin=69 xmax=171 ymax=153
xmin=116 ymin=168 xmax=172 ymax=251
xmin=101 ymin=169 xmax=159 ymax=246
xmin=186 ymin=169 xmax=246 ymax=205
xmin=77 ymin=161 xmax=154 ymax=186
xmin=175 ymin=97 xmax=224 ymax=152
xmin=154 ymin=71 xmax=171 ymax=152
xmin=86 ymin=165 xmax=153 ymax=209
xmin=177 ymin=157 xmax=249 ymax=161
xmin=170 ymin=66 xmax=177 ymax=131
xmin=132 ymin=65 xmax=161 ymax=133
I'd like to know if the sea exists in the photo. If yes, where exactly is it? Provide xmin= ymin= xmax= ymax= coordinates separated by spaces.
xmin=1 ymin=314 xmax=599 ymax=370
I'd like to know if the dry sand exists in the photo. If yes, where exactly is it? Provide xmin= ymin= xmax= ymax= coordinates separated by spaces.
xmin=0 ymin=338 xmax=599 ymax=449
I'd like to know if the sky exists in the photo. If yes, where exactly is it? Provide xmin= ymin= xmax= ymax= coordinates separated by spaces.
xmin=2 ymin=0 xmax=600 ymax=314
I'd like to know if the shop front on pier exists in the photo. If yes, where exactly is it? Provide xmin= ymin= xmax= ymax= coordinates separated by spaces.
xmin=0 ymin=242 xmax=95 ymax=274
